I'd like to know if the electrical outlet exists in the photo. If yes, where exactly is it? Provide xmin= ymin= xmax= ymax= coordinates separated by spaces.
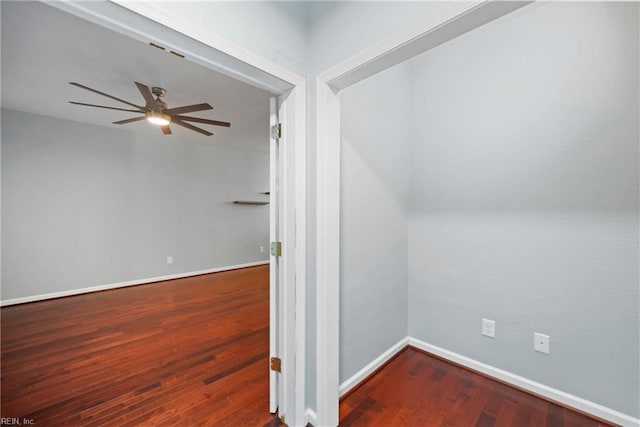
xmin=166 ymin=256 xmax=173 ymax=264
xmin=482 ymin=318 xmax=495 ymax=338
xmin=260 ymin=246 xmax=265 ymax=253
xmin=534 ymin=333 xmax=550 ymax=354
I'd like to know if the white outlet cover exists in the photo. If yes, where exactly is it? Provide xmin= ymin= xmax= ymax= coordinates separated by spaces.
xmin=167 ymin=256 xmax=173 ymax=264
xmin=534 ymin=332 xmax=550 ymax=354
xmin=482 ymin=318 xmax=495 ymax=338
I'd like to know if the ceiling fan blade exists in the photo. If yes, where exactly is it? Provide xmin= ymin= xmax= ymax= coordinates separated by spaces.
xmin=172 ymin=118 xmax=213 ymax=136
xmin=69 ymin=101 xmax=143 ymax=113
xmin=135 ymin=82 xmax=155 ymax=106
xmin=165 ymin=103 xmax=213 ymax=115
xmin=174 ymin=115 xmax=231 ymax=128
xmin=161 ymin=125 xmax=172 ymax=135
xmin=113 ymin=116 xmax=147 ymax=125
xmin=69 ymin=82 xmax=144 ymax=109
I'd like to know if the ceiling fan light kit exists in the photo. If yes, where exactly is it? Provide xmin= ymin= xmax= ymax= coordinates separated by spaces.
xmin=146 ymin=111 xmax=171 ymax=126
xmin=69 ymin=81 xmax=230 ymax=136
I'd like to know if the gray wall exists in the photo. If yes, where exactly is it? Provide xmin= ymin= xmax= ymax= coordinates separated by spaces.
xmin=408 ymin=2 xmax=639 ymax=417
xmin=2 ymin=109 xmax=269 ymax=301
xmin=316 ymin=1 xmax=640 ymax=417
xmin=340 ymin=63 xmax=411 ymax=382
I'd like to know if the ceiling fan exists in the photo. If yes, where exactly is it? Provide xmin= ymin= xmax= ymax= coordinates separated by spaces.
xmin=69 ymin=81 xmax=231 ymax=136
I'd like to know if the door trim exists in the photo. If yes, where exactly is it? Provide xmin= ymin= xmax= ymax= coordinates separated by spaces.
xmin=269 ymin=97 xmax=279 ymax=414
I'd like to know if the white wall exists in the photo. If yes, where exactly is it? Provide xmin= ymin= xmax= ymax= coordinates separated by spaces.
xmin=408 ymin=2 xmax=639 ymax=417
xmin=1 ymin=109 xmax=269 ymax=301
xmin=340 ymin=63 xmax=411 ymax=382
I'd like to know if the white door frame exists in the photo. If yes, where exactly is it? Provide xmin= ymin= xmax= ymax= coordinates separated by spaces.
xmin=315 ymin=2 xmax=531 ymax=426
xmin=269 ymin=97 xmax=280 ymax=414
xmin=45 ymin=1 xmax=306 ymax=426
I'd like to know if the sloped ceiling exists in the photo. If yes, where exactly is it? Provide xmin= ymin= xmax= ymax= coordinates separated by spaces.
xmin=1 ymin=1 xmax=271 ymax=151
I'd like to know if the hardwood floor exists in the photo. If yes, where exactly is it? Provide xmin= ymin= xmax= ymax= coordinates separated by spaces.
xmin=339 ymin=347 xmax=616 ymax=427
xmin=1 ymin=264 xmax=281 ymax=426
xmin=3 ymin=267 xmax=617 ymax=427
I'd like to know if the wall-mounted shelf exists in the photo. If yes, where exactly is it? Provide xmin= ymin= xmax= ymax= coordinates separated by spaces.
xmin=233 ymin=200 xmax=269 ymax=205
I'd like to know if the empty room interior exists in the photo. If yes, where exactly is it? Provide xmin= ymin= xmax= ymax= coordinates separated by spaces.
xmin=1 ymin=1 xmax=639 ymax=427
xmin=1 ymin=1 xmax=279 ymax=425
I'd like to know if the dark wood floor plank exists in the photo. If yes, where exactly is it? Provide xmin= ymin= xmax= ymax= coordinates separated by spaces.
xmin=1 ymin=265 xmax=275 ymax=425
xmin=339 ymin=347 xmax=617 ymax=427
xmin=546 ymin=402 xmax=565 ymax=427
xmin=475 ymin=412 xmax=496 ymax=427
xmin=493 ymin=397 xmax=518 ymax=426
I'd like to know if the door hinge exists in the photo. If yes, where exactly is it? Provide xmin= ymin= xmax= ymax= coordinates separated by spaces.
xmin=270 ymin=357 xmax=282 ymax=373
xmin=271 ymin=123 xmax=281 ymax=139
xmin=271 ymin=241 xmax=282 ymax=257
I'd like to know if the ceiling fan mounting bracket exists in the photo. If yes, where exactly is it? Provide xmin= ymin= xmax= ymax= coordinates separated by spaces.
xmin=151 ymin=87 xmax=166 ymax=98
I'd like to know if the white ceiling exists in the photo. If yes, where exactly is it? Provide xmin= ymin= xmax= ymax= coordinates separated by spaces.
xmin=1 ymin=1 xmax=271 ymax=151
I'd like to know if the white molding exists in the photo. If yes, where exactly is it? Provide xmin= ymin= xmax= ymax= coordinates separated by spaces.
xmin=315 ymin=2 xmax=532 ymax=425
xmin=305 ymin=408 xmax=318 ymax=427
xmin=269 ymin=96 xmax=279 ymax=414
xmin=408 ymin=337 xmax=640 ymax=427
xmin=318 ymin=1 xmax=531 ymax=90
xmin=111 ymin=0 xmax=305 ymax=90
xmin=0 ymin=261 xmax=268 ymax=307
xmin=339 ymin=337 xmax=409 ymax=398
xmin=336 ymin=336 xmax=640 ymax=427
xmin=279 ymin=90 xmax=296 ymax=423
xmin=315 ymin=77 xmax=342 ymax=427
xmin=292 ymin=82 xmax=308 ymax=427
xmin=317 ymin=1 xmax=481 ymax=85
xmin=45 ymin=1 xmax=291 ymax=95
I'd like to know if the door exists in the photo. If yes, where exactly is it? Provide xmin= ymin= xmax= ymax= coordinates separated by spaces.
xmin=270 ymin=92 xmax=296 ymax=423
xmin=269 ymin=96 xmax=280 ymax=414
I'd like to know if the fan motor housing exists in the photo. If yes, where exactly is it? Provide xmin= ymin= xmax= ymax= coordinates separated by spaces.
xmin=151 ymin=98 xmax=167 ymax=113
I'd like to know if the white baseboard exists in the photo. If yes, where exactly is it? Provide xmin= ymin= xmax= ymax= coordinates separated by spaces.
xmin=325 ymin=336 xmax=639 ymax=427
xmin=0 ymin=261 xmax=269 ymax=307
xmin=305 ymin=408 xmax=318 ymax=426
xmin=339 ymin=336 xmax=409 ymax=397
xmin=408 ymin=337 xmax=640 ymax=427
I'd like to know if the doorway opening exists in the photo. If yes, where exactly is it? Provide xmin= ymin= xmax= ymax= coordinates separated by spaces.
xmin=1 ymin=1 xmax=306 ymax=425
xmin=316 ymin=2 xmax=638 ymax=426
